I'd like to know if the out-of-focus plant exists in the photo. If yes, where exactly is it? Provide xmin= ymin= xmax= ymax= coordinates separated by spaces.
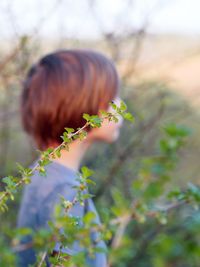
xmin=0 ymin=100 xmax=134 ymax=266
xmin=0 ymin=100 xmax=200 ymax=267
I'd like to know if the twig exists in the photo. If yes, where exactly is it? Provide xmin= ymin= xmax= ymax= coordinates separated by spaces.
xmin=37 ymin=251 xmax=47 ymax=267
xmin=0 ymin=122 xmax=90 ymax=203
xmin=108 ymin=199 xmax=187 ymax=267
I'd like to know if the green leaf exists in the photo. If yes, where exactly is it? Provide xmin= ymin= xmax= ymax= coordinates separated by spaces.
xmin=83 ymin=211 xmax=96 ymax=224
xmin=23 ymin=177 xmax=31 ymax=184
xmin=99 ymin=110 xmax=109 ymax=117
xmin=55 ymin=148 xmax=61 ymax=158
xmin=110 ymin=101 xmax=117 ymax=110
xmin=81 ymin=166 xmax=94 ymax=179
xmin=163 ymin=123 xmax=192 ymax=137
xmin=36 ymin=166 xmax=47 ymax=176
xmin=187 ymin=182 xmax=200 ymax=202
xmin=132 ymin=179 xmax=143 ymax=196
xmin=144 ymin=181 xmax=163 ymax=199
xmin=120 ymin=100 xmax=127 ymax=111
xmin=156 ymin=212 xmax=168 ymax=225
xmin=2 ymin=176 xmax=15 ymax=187
xmin=83 ymin=113 xmax=90 ymax=121
xmin=82 ymin=193 xmax=95 ymax=200
xmin=16 ymin=227 xmax=33 ymax=236
xmin=123 ymin=112 xmax=134 ymax=122
xmin=16 ymin=162 xmax=26 ymax=175
xmin=64 ymin=127 xmax=75 ymax=134
xmin=60 ymin=132 xmax=72 ymax=143
xmin=78 ymin=130 xmax=87 ymax=141
xmin=90 ymin=116 xmax=102 ymax=127
xmin=86 ymin=178 xmax=96 ymax=186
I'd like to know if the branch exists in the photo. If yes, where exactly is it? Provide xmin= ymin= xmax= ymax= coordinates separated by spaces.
xmin=108 ymin=199 xmax=187 ymax=267
xmin=37 ymin=251 xmax=47 ymax=267
xmin=0 ymin=121 xmax=90 ymax=203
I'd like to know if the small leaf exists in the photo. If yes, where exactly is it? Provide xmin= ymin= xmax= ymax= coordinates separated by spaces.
xmin=83 ymin=211 xmax=96 ymax=224
xmin=123 ymin=112 xmax=134 ymax=122
xmin=81 ymin=166 xmax=94 ymax=179
xmin=82 ymin=193 xmax=95 ymax=200
xmin=120 ymin=100 xmax=127 ymax=111
xmin=64 ymin=127 xmax=75 ymax=134
xmin=86 ymin=178 xmax=96 ymax=186
xmin=83 ymin=113 xmax=90 ymax=121
xmin=55 ymin=148 xmax=61 ymax=158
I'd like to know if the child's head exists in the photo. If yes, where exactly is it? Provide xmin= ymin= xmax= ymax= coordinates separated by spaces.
xmin=20 ymin=49 xmax=122 ymax=151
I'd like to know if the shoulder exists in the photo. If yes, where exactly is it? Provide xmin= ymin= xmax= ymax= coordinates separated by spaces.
xmin=17 ymin=160 xmax=79 ymax=226
xmin=23 ymin=160 xmax=79 ymax=207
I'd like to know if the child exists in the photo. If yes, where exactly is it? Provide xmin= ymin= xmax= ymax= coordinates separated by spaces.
xmin=17 ymin=49 xmax=123 ymax=266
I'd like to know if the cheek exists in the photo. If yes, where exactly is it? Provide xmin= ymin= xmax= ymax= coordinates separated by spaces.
xmin=102 ymin=121 xmax=121 ymax=141
xmin=102 ymin=120 xmax=118 ymax=133
xmin=88 ymin=117 xmax=122 ymax=143
xmin=108 ymin=118 xmax=123 ymax=133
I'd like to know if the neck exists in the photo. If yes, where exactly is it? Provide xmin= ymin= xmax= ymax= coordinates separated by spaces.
xmin=49 ymin=138 xmax=93 ymax=172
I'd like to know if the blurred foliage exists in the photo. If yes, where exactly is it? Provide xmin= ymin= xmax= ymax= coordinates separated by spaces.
xmin=1 ymin=33 xmax=200 ymax=266
xmin=1 ymin=114 xmax=200 ymax=266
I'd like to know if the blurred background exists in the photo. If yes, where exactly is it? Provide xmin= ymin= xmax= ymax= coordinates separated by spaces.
xmin=0 ymin=0 xmax=200 ymax=266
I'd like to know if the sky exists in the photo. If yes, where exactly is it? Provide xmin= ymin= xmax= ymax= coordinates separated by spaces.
xmin=0 ymin=0 xmax=200 ymax=39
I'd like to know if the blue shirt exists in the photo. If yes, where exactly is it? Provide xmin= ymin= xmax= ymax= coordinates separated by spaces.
xmin=16 ymin=159 xmax=107 ymax=267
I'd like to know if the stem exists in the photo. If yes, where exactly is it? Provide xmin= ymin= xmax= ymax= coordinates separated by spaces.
xmin=37 ymin=251 xmax=47 ymax=267
xmin=0 ymin=121 xmax=91 ymax=203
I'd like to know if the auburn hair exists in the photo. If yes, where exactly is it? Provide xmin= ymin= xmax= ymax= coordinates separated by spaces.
xmin=20 ymin=49 xmax=120 ymax=150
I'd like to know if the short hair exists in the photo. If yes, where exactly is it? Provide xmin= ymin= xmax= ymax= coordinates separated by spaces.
xmin=20 ymin=49 xmax=120 ymax=150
